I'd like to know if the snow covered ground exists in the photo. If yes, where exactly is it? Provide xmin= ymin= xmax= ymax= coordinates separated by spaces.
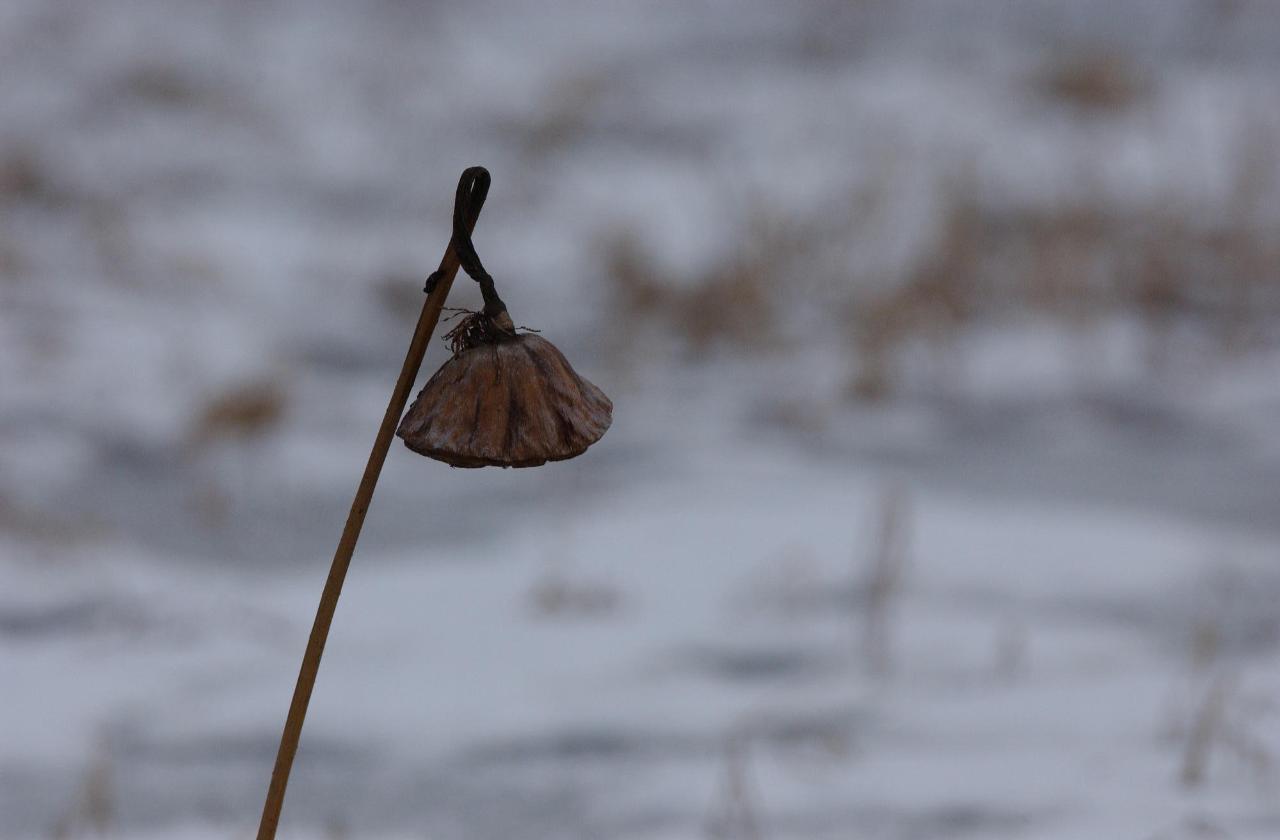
xmin=3 ymin=2 xmax=1280 ymax=838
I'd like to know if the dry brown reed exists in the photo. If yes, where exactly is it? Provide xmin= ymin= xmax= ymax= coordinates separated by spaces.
xmin=861 ymin=484 xmax=911 ymax=677
xmin=704 ymin=725 xmax=766 ymax=840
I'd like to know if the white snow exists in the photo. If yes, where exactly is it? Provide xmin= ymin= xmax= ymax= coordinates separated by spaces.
xmin=3 ymin=1 xmax=1280 ymax=838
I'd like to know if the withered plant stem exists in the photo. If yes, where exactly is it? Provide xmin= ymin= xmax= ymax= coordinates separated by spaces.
xmin=255 ymin=169 xmax=488 ymax=840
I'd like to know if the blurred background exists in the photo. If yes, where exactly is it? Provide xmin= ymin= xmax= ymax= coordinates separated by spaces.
xmin=3 ymin=1 xmax=1280 ymax=838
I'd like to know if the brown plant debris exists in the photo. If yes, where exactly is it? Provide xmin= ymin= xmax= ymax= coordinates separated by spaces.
xmin=398 ymin=314 xmax=612 ymax=468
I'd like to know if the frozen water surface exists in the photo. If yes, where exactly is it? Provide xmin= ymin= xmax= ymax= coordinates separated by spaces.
xmin=3 ymin=1 xmax=1280 ymax=838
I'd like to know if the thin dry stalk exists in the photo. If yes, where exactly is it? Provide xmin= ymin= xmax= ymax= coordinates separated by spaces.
xmin=1180 ymin=672 xmax=1234 ymax=789
xmin=254 ymin=169 xmax=487 ymax=840
xmin=52 ymin=743 xmax=114 ymax=839
xmin=83 ymin=751 xmax=113 ymax=837
xmin=705 ymin=727 xmax=765 ymax=840
xmin=861 ymin=485 xmax=911 ymax=677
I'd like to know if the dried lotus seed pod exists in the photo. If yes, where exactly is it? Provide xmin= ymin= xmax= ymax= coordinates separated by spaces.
xmin=397 ymin=312 xmax=612 ymax=468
